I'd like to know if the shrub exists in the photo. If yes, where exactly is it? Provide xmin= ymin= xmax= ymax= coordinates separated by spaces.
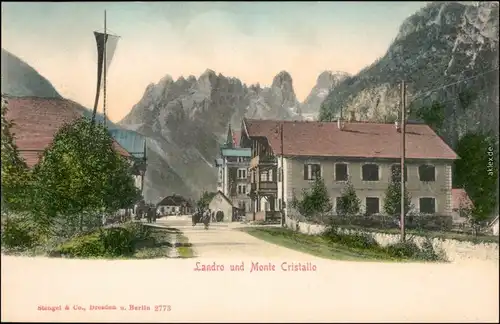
xmin=384 ymin=241 xmax=421 ymax=259
xmin=57 ymin=223 xmax=152 ymax=258
xmin=323 ymin=226 xmax=380 ymax=250
xmin=336 ymin=181 xmax=361 ymax=217
xmin=123 ymin=222 xmax=152 ymax=242
xmin=98 ymin=227 xmax=135 ymax=257
xmin=58 ymin=232 xmax=105 ymax=258
xmin=384 ymin=238 xmax=442 ymax=261
xmin=1 ymin=216 xmax=40 ymax=250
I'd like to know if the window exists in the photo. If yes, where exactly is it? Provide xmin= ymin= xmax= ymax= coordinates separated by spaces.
xmin=362 ymin=164 xmax=379 ymax=181
xmin=335 ymin=163 xmax=348 ymax=181
xmin=304 ymin=164 xmax=321 ymax=180
xmin=268 ymin=169 xmax=274 ymax=182
xmin=238 ymin=201 xmax=246 ymax=211
xmin=237 ymin=169 xmax=247 ymax=179
xmin=237 ymin=157 xmax=246 ymax=163
xmin=237 ymin=184 xmax=247 ymax=195
xmin=419 ymin=197 xmax=436 ymax=214
xmin=391 ymin=164 xmax=407 ymax=182
xmin=260 ymin=170 xmax=268 ymax=182
xmin=365 ymin=197 xmax=380 ymax=216
xmin=278 ymin=168 xmax=283 ymax=182
xmin=419 ymin=164 xmax=435 ymax=182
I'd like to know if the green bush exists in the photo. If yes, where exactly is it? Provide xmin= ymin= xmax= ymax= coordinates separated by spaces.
xmin=58 ymin=232 xmax=105 ymax=257
xmin=323 ymin=225 xmax=443 ymax=261
xmin=1 ymin=216 xmax=40 ymax=250
xmin=384 ymin=241 xmax=420 ymax=259
xmin=323 ymin=226 xmax=380 ymax=250
xmin=98 ymin=227 xmax=135 ymax=257
xmin=384 ymin=238 xmax=441 ymax=261
xmin=57 ymin=223 xmax=152 ymax=258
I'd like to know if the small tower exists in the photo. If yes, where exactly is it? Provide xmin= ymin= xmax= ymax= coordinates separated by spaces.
xmin=226 ymin=124 xmax=234 ymax=148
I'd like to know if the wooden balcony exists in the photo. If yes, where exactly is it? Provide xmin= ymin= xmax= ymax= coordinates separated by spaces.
xmin=250 ymin=181 xmax=277 ymax=194
xmin=250 ymin=155 xmax=277 ymax=169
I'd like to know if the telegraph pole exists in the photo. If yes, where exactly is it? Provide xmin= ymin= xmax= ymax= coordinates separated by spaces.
xmin=280 ymin=122 xmax=285 ymax=227
xmin=103 ymin=10 xmax=107 ymax=127
xmin=400 ymin=80 xmax=406 ymax=242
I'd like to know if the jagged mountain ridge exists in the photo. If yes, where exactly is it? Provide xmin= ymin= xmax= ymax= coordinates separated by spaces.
xmin=119 ymin=69 xmax=297 ymax=201
xmin=302 ymin=71 xmax=350 ymax=115
xmin=119 ymin=69 xmax=348 ymax=201
xmin=320 ymin=1 xmax=499 ymax=149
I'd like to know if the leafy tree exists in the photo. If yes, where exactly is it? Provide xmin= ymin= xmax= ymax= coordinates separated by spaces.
xmin=336 ymin=181 xmax=361 ymax=217
xmin=291 ymin=176 xmax=332 ymax=222
xmin=197 ymin=191 xmax=217 ymax=211
xmin=30 ymin=117 xmax=141 ymax=234
xmin=1 ymin=96 xmax=31 ymax=213
xmin=383 ymin=169 xmax=412 ymax=217
xmin=454 ymin=131 xmax=498 ymax=225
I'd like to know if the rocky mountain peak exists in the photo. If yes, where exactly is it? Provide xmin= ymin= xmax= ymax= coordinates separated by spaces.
xmin=316 ymin=71 xmax=350 ymax=89
xmin=272 ymin=70 xmax=293 ymax=88
xmin=320 ymin=0 xmax=498 ymax=150
xmin=301 ymin=70 xmax=349 ymax=116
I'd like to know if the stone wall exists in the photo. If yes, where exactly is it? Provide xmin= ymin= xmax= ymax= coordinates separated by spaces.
xmin=285 ymin=217 xmax=499 ymax=263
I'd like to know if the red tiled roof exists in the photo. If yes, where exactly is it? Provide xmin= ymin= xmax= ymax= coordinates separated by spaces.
xmin=4 ymin=96 xmax=131 ymax=167
xmin=451 ymin=189 xmax=473 ymax=210
xmin=243 ymin=118 xmax=458 ymax=160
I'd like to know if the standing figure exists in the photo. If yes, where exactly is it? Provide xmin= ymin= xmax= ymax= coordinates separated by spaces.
xmin=203 ymin=210 xmax=210 ymax=230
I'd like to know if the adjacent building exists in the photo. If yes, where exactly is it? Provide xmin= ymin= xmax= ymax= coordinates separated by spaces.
xmin=208 ymin=191 xmax=238 ymax=222
xmin=240 ymin=117 xmax=459 ymax=221
xmin=157 ymin=194 xmax=192 ymax=215
xmin=214 ymin=125 xmax=252 ymax=219
xmin=4 ymin=96 xmax=146 ymax=218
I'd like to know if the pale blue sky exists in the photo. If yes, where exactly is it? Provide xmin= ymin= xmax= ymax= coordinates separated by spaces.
xmin=1 ymin=1 xmax=428 ymax=121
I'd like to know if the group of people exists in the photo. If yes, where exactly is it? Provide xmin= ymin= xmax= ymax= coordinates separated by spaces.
xmin=192 ymin=208 xmax=216 ymax=229
xmin=145 ymin=206 xmax=158 ymax=223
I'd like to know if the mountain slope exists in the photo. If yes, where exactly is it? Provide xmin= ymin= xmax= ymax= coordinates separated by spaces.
xmin=119 ymin=69 xmax=307 ymax=201
xmin=302 ymin=71 xmax=349 ymax=118
xmin=1 ymin=49 xmax=145 ymax=164
xmin=1 ymin=49 xmax=61 ymax=98
xmin=320 ymin=1 xmax=499 ymax=148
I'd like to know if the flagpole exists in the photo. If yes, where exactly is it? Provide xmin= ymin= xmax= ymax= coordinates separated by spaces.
xmin=103 ymin=10 xmax=107 ymax=127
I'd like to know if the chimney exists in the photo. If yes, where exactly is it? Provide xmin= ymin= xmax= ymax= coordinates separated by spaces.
xmin=395 ymin=120 xmax=401 ymax=132
xmin=350 ymin=111 xmax=355 ymax=122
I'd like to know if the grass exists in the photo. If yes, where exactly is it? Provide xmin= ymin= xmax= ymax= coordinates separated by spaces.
xmin=174 ymin=233 xmax=194 ymax=258
xmin=239 ymin=227 xmax=421 ymax=262
xmin=337 ymin=225 xmax=499 ymax=244
xmin=2 ymin=224 xmax=196 ymax=260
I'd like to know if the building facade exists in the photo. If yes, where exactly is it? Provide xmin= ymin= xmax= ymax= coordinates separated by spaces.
xmin=208 ymin=191 xmax=236 ymax=222
xmin=214 ymin=125 xmax=252 ymax=219
xmin=240 ymin=118 xmax=458 ymax=221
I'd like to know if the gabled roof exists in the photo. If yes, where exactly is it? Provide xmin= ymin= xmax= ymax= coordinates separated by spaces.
xmin=210 ymin=190 xmax=234 ymax=207
xmin=242 ymin=118 xmax=458 ymax=160
xmin=157 ymin=194 xmax=191 ymax=207
xmin=4 ymin=96 xmax=131 ymax=167
xmin=451 ymin=189 xmax=474 ymax=210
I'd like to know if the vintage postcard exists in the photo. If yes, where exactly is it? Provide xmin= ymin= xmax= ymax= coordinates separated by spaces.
xmin=1 ymin=1 xmax=499 ymax=322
